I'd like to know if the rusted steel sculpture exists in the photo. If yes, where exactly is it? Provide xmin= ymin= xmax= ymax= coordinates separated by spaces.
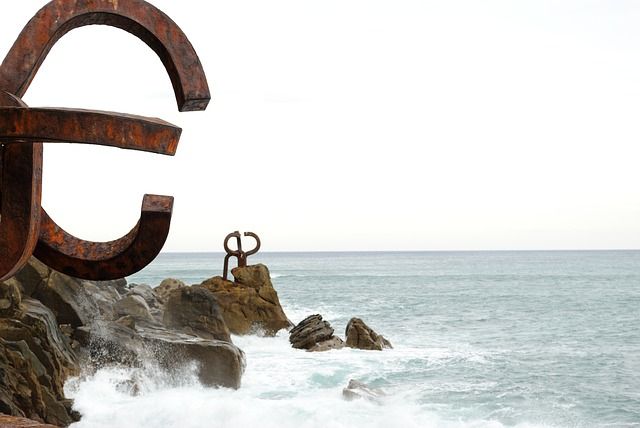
xmin=0 ymin=0 xmax=209 ymax=281
xmin=223 ymin=231 xmax=261 ymax=280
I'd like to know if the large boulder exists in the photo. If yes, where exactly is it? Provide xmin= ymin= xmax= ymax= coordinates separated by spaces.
xmin=14 ymin=260 xmax=124 ymax=327
xmin=344 ymin=318 xmax=392 ymax=351
xmin=200 ymin=264 xmax=292 ymax=335
xmin=154 ymin=278 xmax=186 ymax=304
xmin=289 ymin=314 xmax=335 ymax=350
xmin=162 ymin=286 xmax=231 ymax=342
xmin=74 ymin=322 xmax=245 ymax=389
xmin=0 ymin=297 xmax=79 ymax=426
xmin=114 ymin=295 xmax=153 ymax=322
xmin=126 ymin=284 xmax=161 ymax=309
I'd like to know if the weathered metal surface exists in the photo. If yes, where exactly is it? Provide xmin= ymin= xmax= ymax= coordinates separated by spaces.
xmin=223 ymin=231 xmax=261 ymax=280
xmin=0 ymin=92 xmax=42 ymax=281
xmin=0 ymin=0 xmax=210 ymax=281
xmin=0 ymin=0 xmax=210 ymax=111
xmin=0 ymin=108 xmax=181 ymax=154
xmin=34 ymin=195 xmax=173 ymax=280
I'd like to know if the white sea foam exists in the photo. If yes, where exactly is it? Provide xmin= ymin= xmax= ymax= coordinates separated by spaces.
xmin=66 ymin=333 xmax=552 ymax=428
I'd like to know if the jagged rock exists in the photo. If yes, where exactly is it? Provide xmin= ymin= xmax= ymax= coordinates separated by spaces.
xmin=74 ymin=322 xmax=245 ymax=389
xmin=200 ymin=264 xmax=292 ymax=335
xmin=308 ymin=336 xmax=345 ymax=352
xmin=127 ymin=284 xmax=160 ymax=309
xmin=1 ymin=257 xmax=251 ymax=422
xmin=342 ymin=379 xmax=386 ymax=403
xmin=0 ymin=298 xmax=79 ymax=426
xmin=154 ymin=278 xmax=186 ymax=304
xmin=114 ymin=295 xmax=153 ymax=322
xmin=25 ymin=266 xmax=124 ymax=326
xmin=0 ymin=281 xmax=21 ymax=317
xmin=345 ymin=318 xmax=392 ymax=351
xmin=163 ymin=286 xmax=230 ymax=342
xmin=0 ymin=414 xmax=60 ymax=427
xmin=3 ymin=258 xmax=49 ymax=297
xmin=289 ymin=314 xmax=335 ymax=350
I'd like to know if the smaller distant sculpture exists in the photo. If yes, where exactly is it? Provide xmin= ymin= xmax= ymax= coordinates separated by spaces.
xmin=223 ymin=231 xmax=261 ymax=280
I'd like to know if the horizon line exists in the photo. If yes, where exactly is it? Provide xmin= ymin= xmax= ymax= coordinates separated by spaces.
xmin=158 ymin=248 xmax=640 ymax=254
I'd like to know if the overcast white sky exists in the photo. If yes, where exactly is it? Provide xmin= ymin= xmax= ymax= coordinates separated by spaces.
xmin=2 ymin=0 xmax=640 ymax=252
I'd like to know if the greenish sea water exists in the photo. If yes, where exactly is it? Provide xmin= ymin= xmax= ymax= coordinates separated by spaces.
xmin=68 ymin=251 xmax=640 ymax=427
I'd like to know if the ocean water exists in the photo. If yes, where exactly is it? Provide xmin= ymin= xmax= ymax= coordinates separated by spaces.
xmin=66 ymin=251 xmax=640 ymax=428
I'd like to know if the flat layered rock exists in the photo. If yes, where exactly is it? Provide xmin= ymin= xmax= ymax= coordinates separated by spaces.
xmin=289 ymin=314 xmax=335 ymax=350
xmin=0 ymin=295 xmax=79 ymax=426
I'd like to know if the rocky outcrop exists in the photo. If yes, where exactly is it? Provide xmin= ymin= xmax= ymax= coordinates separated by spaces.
xmin=1 ymin=257 xmax=250 ymax=425
xmin=199 ymin=264 xmax=292 ymax=335
xmin=289 ymin=314 xmax=341 ymax=351
xmin=162 ymin=286 xmax=231 ymax=342
xmin=344 ymin=318 xmax=392 ymax=351
xmin=0 ymin=296 xmax=79 ymax=426
xmin=342 ymin=379 xmax=386 ymax=403
xmin=154 ymin=278 xmax=186 ymax=304
xmin=74 ymin=322 xmax=244 ymax=389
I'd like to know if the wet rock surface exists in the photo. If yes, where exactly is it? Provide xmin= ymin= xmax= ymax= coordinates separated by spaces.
xmin=162 ymin=286 xmax=231 ymax=342
xmin=1 ymin=258 xmax=254 ymax=425
xmin=74 ymin=322 xmax=244 ymax=389
xmin=0 ymin=296 xmax=79 ymax=426
xmin=289 ymin=314 xmax=337 ymax=350
xmin=290 ymin=315 xmax=392 ymax=353
xmin=342 ymin=379 xmax=386 ymax=403
xmin=345 ymin=318 xmax=392 ymax=351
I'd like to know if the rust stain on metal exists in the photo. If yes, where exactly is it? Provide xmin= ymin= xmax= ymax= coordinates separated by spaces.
xmin=0 ymin=0 xmax=210 ymax=281
xmin=223 ymin=231 xmax=261 ymax=280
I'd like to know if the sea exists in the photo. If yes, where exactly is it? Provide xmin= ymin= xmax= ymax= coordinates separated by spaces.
xmin=65 ymin=251 xmax=640 ymax=428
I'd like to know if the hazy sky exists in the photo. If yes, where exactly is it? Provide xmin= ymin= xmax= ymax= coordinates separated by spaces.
xmin=1 ymin=1 xmax=640 ymax=251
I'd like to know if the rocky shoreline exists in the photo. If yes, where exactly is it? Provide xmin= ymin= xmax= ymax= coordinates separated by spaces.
xmin=0 ymin=258 xmax=391 ymax=427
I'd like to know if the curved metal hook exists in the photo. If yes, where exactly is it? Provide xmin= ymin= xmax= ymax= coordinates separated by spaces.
xmin=0 ymin=0 xmax=210 ymax=111
xmin=33 ymin=194 xmax=173 ymax=280
xmin=243 ymin=232 xmax=261 ymax=256
xmin=222 ymin=231 xmax=261 ymax=280
xmin=223 ymin=231 xmax=242 ymax=256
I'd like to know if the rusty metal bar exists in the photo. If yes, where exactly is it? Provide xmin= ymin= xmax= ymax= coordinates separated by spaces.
xmin=0 ymin=107 xmax=181 ymax=154
xmin=0 ymin=92 xmax=42 ymax=281
xmin=0 ymin=0 xmax=210 ymax=111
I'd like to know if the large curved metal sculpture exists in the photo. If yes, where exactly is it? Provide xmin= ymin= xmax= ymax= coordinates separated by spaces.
xmin=0 ymin=0 xmax=210 ymax=281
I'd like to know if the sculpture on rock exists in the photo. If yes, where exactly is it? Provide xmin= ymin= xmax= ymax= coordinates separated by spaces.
xmin=0 ymin=0 xmax=210 ymax=281
xmin=222 ymin=231 xmax=261 ymax=280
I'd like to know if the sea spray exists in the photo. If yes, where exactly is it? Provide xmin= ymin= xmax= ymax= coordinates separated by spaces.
xmin=98 ymin=250 xmax=640 ymax=427
xmin=67 ymin=333 xmax=555 ymax=428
